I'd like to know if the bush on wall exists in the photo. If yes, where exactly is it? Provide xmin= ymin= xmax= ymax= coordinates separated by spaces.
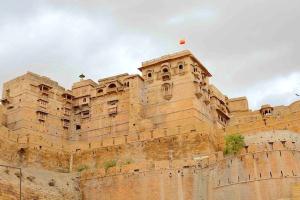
xmin=103 ymin=160 xmax=117 ymax=172
xmin=224 ymin=134 xmax=245 ymax=155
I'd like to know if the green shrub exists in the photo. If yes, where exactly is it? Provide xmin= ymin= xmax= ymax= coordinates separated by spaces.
xmin=103 ymin=160 xmax=117 ymax=172
xmin=224 ymin=134 xmax=245 ymax=155
xmin=77 ymin=165 xmax=89 ymax=172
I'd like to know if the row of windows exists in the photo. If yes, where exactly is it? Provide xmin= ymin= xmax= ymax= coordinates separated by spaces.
xmin=146 ymin=63 xmax=184 ymax=80
xmin=97 ymin=82 xmax=130 ymax=94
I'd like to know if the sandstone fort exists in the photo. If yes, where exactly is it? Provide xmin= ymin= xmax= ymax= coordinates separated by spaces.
xmin=0 ymin=50 xmax=300 ymax=199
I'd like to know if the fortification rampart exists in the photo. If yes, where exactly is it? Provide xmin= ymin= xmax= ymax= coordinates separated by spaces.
xmin=1 ymin=99 xmax=300 ymax=172
xmin=0 ymin=121 xmax=216 ymax=171
xmin=80 ymin=131 xmax=300 ymax=199
xmin=225 ymin=101 xmax=300 ymax=135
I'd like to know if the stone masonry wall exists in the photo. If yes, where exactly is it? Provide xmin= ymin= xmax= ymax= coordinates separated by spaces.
xmin=80 ymin=131 xmax=300 ymax=200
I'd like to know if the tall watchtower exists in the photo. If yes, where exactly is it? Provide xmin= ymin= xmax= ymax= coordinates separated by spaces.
xmin=138 ymin=50 xmax=226 ymax=133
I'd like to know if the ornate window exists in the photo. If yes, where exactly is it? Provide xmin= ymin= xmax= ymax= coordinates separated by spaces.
xmin=38 ymin=99 xmax=48 ymax=108
xmin=97 ymin=88 xmax=103 ymax=93
xmin=178 ymin=62 xmax=185 ymax=75
xmin=37 ymin=111 xmax=47 ymax=121
xmin=107 ymin=83 xmax=117 ymax=93
xmin=161 ymin=83 xmax=173 ymax=100
xmin=161 ymin=67 xmax=171 ymax=81
xmin=146 ymin=70 xmax=154 ymax=83
xmin=107 ymin=99 xmax=118 ymax=116
xmin=108 ymin=83 xmax=116 ymax=88
xmin=162 ymin=68 xmax=169 ymax=73
xmin=81 ymin=110 xmax=90 ymax=119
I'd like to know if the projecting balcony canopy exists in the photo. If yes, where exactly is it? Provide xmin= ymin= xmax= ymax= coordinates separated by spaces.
xmin=216 ymin=108 xmax=230 ymax=120
xmin=61 ymin=116 xmax=70 ymax=122
xmin=38 ymin=83 xmax=52 ymax=91
xmin=62 ymin=91 xmax=74 ymax=100
xmin=36 ymin=108 xmax=48 ymax=114
xmin=106 ymin=80 xmax=124 ymax=93
xmin=1 ymin=97 xmax=11 ymax=105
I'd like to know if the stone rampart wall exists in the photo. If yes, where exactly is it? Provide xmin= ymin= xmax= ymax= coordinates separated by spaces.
xmin=80 ymin=134 xmax=300 ymax=200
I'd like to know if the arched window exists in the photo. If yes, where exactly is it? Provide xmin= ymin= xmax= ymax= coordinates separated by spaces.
xmin=108 ymin=83 xmax=116 ymax=88
xmin=162 ymin=68 xmax=169 ymax=73
xmin=178 ymin=63 xmax=185 ymax=75
xmin=161 ymin=83 xmax=170 ymax=92
xmin=97 ymin=89 xmax=103 ymax=93
xmin=83 ymin=98 xmax=86 ymax=102
xmin=146 ymin=70 xmax=153 ymax=81
xmin=161 ymin=83 xmax=172 ymax=100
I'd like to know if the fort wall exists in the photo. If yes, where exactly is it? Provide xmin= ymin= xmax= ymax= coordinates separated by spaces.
xmin=0 ymin=99 xmax=300 ymax=172
xmin=80 ymin=131 xmax=300 ymax=200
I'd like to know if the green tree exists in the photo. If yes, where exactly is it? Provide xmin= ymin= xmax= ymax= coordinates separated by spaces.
xmin=224 ymin=134 xmax=245 ymax=155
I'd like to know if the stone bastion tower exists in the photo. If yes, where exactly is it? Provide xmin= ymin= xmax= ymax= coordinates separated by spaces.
xmin=0 ymin=50 xmax=300 ymax=199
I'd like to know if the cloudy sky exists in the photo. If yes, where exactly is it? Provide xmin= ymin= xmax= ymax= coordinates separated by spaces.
xmin=0 ymin=0 xmax=299 ymax=110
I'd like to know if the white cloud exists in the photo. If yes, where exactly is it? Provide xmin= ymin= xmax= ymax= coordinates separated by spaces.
xmin=167 ymin=7 xmax=218 ymax=25
xmin=244 ymin=72 xmax=300 ymax=109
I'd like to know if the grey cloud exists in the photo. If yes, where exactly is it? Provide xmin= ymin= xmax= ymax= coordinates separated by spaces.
xmin=0 ymin=0 xmax=299 ymax=110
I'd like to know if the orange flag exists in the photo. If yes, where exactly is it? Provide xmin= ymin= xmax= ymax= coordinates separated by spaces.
xmin=179 ymin=39 xmax=186 ymax=45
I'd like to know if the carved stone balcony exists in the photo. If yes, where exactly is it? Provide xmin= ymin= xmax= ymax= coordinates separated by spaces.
xmin=161 ymin=83 xmax=173 ymax=100
xmin=38 ymin=95 xmax=49 ymax=102
xmin=108 ymin=105 xmax=118 ymax=116
xmin=260 ymin=105 xmax=274 ymax=118
xmin=38 ymin=84 xmax=52 ymax=96
xmin=36 ymin=110 xmax=48 ymax=121
xmin=37 ymin=107 xmax=48 ymax=114
xmin=61 ymin=117 xmax=70 ymax=128
xmin=62 ymin=108 xmax=71 ymax=116
xmin=1 ymin=97 xmax=12 ymax=105
xmin=161 ymin=72 xmax=171 ymax=81
xmin=216 ymin=107 xmax=230 ymax=119
xmin=62 ymin=92 xmax=73 ymax=103
xmin=81 ymin=110 xmax=90 ymax=119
